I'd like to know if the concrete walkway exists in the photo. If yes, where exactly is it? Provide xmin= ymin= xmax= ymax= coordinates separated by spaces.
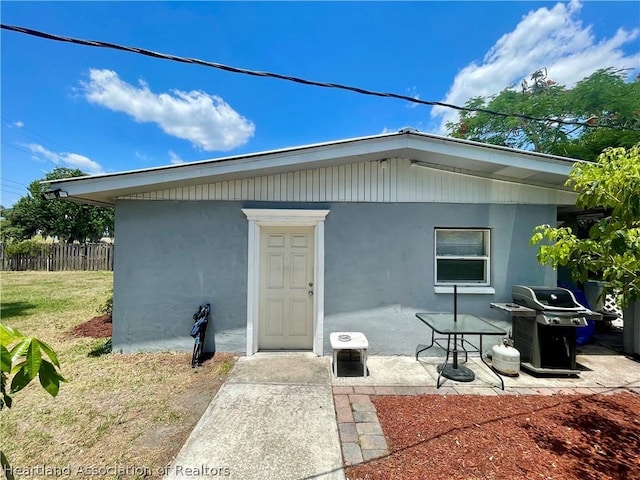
xmin=165 ymin=353 xmax=345 ymax=480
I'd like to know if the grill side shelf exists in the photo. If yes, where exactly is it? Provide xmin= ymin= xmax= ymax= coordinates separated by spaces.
xmin=490 ymin=302 xmax=537 ymax=317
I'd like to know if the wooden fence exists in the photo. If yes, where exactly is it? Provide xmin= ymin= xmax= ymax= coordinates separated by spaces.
xmin=0 ymin=243 xmax=114 ymax=271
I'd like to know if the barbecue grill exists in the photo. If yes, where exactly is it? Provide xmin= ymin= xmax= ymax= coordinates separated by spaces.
xmin=511 ymin=285 xmax=594 ymax=375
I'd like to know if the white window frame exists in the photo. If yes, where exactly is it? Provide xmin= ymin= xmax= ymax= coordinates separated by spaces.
xmin=434 ymin=228 xmax=493 ymax=294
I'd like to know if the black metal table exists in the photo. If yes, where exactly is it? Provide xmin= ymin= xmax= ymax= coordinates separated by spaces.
xmin=415 ymin=312 xmax=507 ymax=389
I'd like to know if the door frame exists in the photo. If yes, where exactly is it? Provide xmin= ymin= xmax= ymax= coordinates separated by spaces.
xmin=242 ymin=209 xmax=330 ymax=356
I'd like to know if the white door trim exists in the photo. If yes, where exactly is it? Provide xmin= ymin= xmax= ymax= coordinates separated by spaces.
xmin=242 ymin=209 xmax=330 ymax=356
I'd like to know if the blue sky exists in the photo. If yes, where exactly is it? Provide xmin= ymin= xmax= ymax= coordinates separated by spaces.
xmin=1 ymin=1 xmax=639 ymax=207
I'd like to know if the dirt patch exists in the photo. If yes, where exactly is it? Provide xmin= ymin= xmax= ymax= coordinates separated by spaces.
xmin=347 ymin=392 xmax=640 ymax=480
xmin=71 ymin=314 xmax=112 ymax=338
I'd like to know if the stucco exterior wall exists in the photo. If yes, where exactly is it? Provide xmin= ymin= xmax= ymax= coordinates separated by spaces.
xmin=322 ymin=203 xmax=556 ymax=355
xmin=112 ymin=200 xmax=556 ymax=355
xmin=112 ymin=200 xmax=248 ymax=353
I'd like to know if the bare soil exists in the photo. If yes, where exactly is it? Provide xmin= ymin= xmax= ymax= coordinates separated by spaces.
xmin=347 ymin=392 xmax=640 ymax=480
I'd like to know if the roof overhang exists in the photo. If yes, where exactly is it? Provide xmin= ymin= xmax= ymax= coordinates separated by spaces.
xmin=44 ymin=130 xmax=580 ymax=206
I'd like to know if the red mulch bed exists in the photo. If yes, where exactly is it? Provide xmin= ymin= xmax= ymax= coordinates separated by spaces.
xmin=71 ymin=314 xmax=112 ymax=338
xmin=347 ymin=392 xmax=640 ymax=480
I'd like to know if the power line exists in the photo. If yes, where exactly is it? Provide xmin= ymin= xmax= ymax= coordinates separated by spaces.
xmin=0 ymin=184 xmax=26 ymax=196
xmin=1 ymin=186 xmax=25 ymax=196
xmin=1 ymin=177 xmax=27 ymax=187
xmin=1 ymin=117 xmax=72 ymax=152
xmin=1 ymin=141 xmax=39 ymax=156
xmin=2 ymin=23 xmax=637 ymax=133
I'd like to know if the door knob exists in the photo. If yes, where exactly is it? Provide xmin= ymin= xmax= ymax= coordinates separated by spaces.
xmin=308 ymin=282 xmax=314 ymax=287
xmin=308 ymin=290 xmax=314 ymax=296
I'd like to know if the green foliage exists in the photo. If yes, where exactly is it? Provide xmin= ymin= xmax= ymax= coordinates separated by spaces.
xmin=98 ymin=291 xmax=113 ymax=316
xmin=1 ymin=307 xmax=66 ymax=478
xmin=447 ymin=68 xmax=640 ymax=160
xmin=530 ymin=144 xmax=640 ymax=308
xmin=0 ymin=323 xmax=65 ymax=410
xmin=3 ymin=240 xmax=43 ymax=257
xmin=3 ymin=167 xmax=114 ymax=243
xmin=88 ymin=339 xmax=112 ymax=358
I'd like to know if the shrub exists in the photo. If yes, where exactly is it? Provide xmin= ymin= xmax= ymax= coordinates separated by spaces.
xmin=99 ymin=292 xmax=113 ymax=317
xmin=3 ymin=240 xmax=43 ymax=257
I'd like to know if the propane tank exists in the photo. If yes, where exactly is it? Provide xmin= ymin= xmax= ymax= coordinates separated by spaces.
xmin=492 ymin=338 xmax=520 ymax=376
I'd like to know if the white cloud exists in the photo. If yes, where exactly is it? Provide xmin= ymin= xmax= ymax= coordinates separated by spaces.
xmin=168 ymin=150 xmax=184 ymax=164
xmin=22 ymin=143 xmax=105 ymax=175
xmin=80 ymin=69 xmax=255 ymax=151
xmin=431 ymin=0 xmax=640 ymax=132
xmin=13 ymin=121 xmax=24 ymax=128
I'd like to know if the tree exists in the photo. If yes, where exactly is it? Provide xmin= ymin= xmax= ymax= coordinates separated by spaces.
xmin=447 ymin=68 xmax=640 ymax=161
xmin=530 ymin=144 xmax=640 ymax=309
xmin=0 ymin=206 xmax=24 ymax=243
xmin=4 ymin=168 xmax=114 ymax=243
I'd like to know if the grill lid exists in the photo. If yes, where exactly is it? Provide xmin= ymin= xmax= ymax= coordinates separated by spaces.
xmin=512 ymin=285 xmax=585 ymax=312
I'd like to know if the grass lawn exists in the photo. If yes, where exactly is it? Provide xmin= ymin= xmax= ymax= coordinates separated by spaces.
xmin=1 ymin=271 xmax=235 ymax=479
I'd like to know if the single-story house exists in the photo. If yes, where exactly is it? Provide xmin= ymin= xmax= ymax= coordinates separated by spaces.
xmin=46 ymin=129 xmax=581 ymax=356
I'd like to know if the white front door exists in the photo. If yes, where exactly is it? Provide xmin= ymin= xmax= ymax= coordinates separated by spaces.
xmin=258 ymin=226 xmax=314 ymax=350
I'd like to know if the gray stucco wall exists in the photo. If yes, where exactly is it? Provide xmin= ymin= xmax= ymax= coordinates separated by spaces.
xmin=322 ymin=203 xmax=556 ymax=355
xmin=112 ymin=200 xmax=556 ymax=355
xmin=112 ymin=200 xmax=248 ymax=353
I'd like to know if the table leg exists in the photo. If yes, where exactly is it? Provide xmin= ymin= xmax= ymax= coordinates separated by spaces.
xmin=416 ymin=328 xmax=436 ymax=360
xmin=460 ymin=334 xmax=469 ymax=363
xmin=436 ymin=334 xmax=452 ymax=388
xmin=452 ymin=333 xmax=459 ymax=368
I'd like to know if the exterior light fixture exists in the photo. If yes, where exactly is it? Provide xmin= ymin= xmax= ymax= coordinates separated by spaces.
xmin=42 ymin=189 xmax=69 ymax=200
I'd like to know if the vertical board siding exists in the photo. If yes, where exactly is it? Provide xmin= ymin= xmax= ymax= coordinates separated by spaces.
xmin=117 ymin=158 xmax=577 ymax=205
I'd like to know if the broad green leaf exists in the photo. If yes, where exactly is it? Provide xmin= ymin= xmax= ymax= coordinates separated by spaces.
xmin=24 ymin=339 xmax=42 ymax=381
xmin=38 ymin=360 xmax=64 ymax=397
xmin=9 ymin=338 xmax=30 ymax=365
xmin=1 ymin=450 xmax=15 ymax=480
xmin=0 ymin=345 xmax=11 ymax=374
xmin=2 ymin=393 xmax=13 ymax=409
xmin=10 ymin=366 xmax=33 ymax=393
xmin=0 ymin=324 xmax=24 ymax=346
xmin=1 ymin=371 xmax=12 ymax=409
xmin=10 ymin=360 xmax=25 ymax=375
xmin=37 ymin=339 xmax=60 ymax=367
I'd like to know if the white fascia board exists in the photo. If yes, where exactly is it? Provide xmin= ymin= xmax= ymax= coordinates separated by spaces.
xmin=46 ymin=136 xmax=410 ymax=201
xmin=405 ymin=135 xmax=576 ymax=176
xmin=45 ymin=131 xmax=579 ymax=204
xmin=406 ymin=131 xmax=579 ymax=164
